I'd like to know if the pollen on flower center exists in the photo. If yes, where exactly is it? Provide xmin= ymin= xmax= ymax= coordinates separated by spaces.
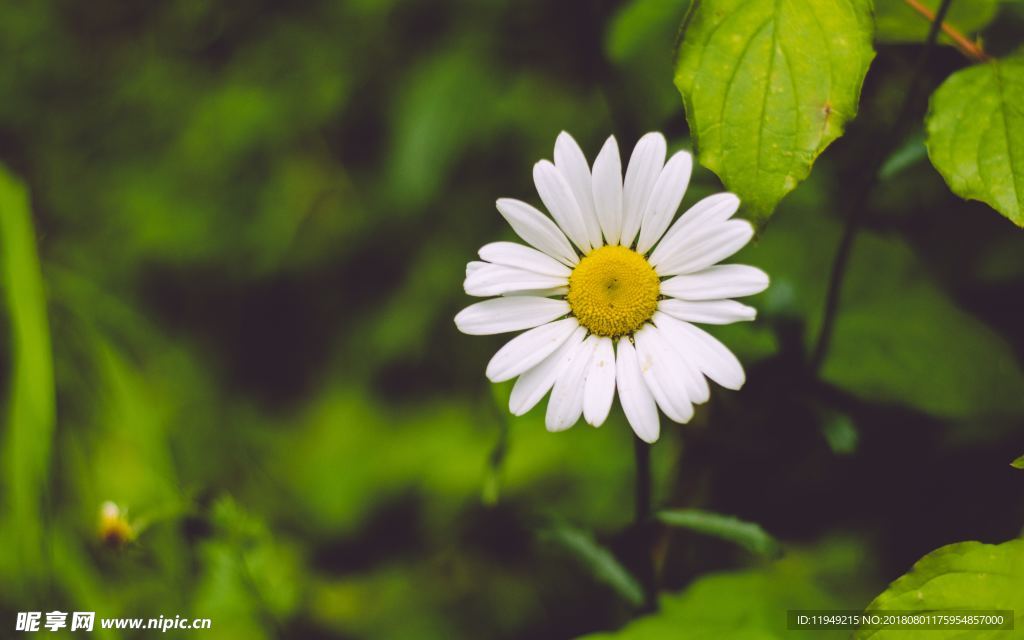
xmin=567 ymin=245 xmax=660 ymax=338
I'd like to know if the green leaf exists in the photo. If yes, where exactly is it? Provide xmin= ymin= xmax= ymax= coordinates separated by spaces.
xmin=1011 ymin=454 xmax=1024 ymax=469
xmin=0 ymin=166 xmax=55 ymax=577
xmin=855 ymin=539 xmax=1024 ymax=639
xmin=926 ymin=56 xmax=1024 ymax=227
xmin=820 ymin=410 xmax=859 ymax=455
xmin=388 ymin=45 xmax=494 ymax=211
xmin=540 ymin=520 xmax=645 ymax=607
xmin=874 ymin=0 xmax=997 ymax=44
xmin=674 ymin=0 xmax=875 ymax=222
xmin=740 ymin=205 xmax=1024 ymax=420
xmin=824 ymin=231 xmax=1024 ymax=419
xmin=879 ymin=131 xmax=927 ymax=181
xmin=657 ymin=509 xmax=780 ymax=557
xmin=581 ymin=545 xmax=853 ymax=639
xmin=193 ymin=497 xmax=304 ymax=638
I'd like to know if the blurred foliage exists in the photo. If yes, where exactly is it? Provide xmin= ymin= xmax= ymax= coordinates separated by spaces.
xmin=742 ymin=204 xmax=1024 ymax=420
xmin=0 ymin=0 xmax=1021 ymax=639
xmin=583 ymin=538 xmax=868 ymax=639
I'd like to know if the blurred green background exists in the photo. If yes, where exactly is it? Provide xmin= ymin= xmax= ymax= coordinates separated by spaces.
xmin=0 ymin=1 xmax=1022 ymax=638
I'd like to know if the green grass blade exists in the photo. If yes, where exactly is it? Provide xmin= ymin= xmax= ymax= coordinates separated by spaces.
xmin=0 ymin=166 xmax=56 ymax=577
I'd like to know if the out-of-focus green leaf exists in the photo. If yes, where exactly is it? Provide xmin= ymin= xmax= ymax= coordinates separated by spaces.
xmin=581 ymin=547 xmax=850 ymax=639
xmin=280 ymin=385 xmax=653 ymax=537
xmin=874 ymin=0 xmax=997 ymax=43
xmin=388 ymin=46 xmax=494 ymax=211
xmin=879 ymin=131 xmax=927 ymax=180
xmin=0 ymin=166 xmax=55 ymax=577
xmin=926 ymin=55 xmax=1024 ymax=227
xmin=540 ymin=519 xmax=645 ymax=607
xmin=1011 ymin=454 xmax=1024 ymax=469
xmin=605 ymin=0 xmax=693 ymax=124
xmin=192 ymin=497 xmax=304 ymax=640
xmin=821 ymin=231 xmax=1024 ymax=419
xmin=674 ymin=0 xmax=875 ymax=222
xmin=50 ymin=531 xmax=118 ymax=640
xmin=482 ymin=382 xmax=511 ymax=506
xmin=855 ymin=539 xmax=1024 ymax=639
xmin=741 ymin=205 xmax=1024 ymax=420
xmin=657 ymin=509 xmax=780 ymax=557
xmin=821 ymin=411 xmax=859 ymax=455
xmin=87 ymin=342 xmax=181 ymax=512
xmin=606 ymin=0 xmax=691 ymax=63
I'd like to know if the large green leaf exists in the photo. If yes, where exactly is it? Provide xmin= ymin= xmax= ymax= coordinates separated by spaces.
xmin=0 ymin=166 xmax=55 ymax=578
xmin=674 ymin=0 xmax=875 ymax=222
xmin=874 ymin=0 xmax=997 ymax=44
xmin=856 ymin=539 xmax=1024 ymax=639
xmin=926 ymin=56 xmax=1024 ymax=227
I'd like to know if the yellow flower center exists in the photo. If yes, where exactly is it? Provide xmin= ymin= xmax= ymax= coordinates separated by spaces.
xmin=567 ymin=245 xmax=660 ymax=337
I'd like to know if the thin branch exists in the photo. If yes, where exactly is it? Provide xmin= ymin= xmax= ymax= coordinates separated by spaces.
xmin=633 ymin=436 xmax=657 ymax=613
xmin=810 ymin=0 xmax=956 ymax=373
xmin=902 ymin=0 xmax=990 ymax=62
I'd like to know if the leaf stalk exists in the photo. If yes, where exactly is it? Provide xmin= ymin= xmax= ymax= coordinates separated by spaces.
xmin=902 ymin=0 xmax=990 ymax=63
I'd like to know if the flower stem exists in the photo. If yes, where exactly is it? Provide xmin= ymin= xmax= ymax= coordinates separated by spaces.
xmin=633 ymin=435 xmax=657 ymax=612
xmin=809 ymin=0 xmax=955 ymax=374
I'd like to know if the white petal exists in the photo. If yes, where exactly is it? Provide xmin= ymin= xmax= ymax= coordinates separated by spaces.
xmin=591 ymin=135 xmax=624 ymax=246
xmin=636 ymin=150 xmax=693 ymax=255
xmin=554 ymin=132 xmax=604 ymax=250
xmin=659 ymin=264 xmax=769 ymax=300
xmin=583 ymin=336 xmax=616 ymax=426
xmin=464 ymin=262 xmax=568 ymax=297
xmin=496 ymin=198 xmax=579 ymax=266
xmin=616 ymin=338 xmax=660 ymax=443
xmin=546 ymin=335 xmax=597 ymax=431
xmin=653 ymin=312 xmax=745 ymax=390
xmin=454 ymin=297 xmax=569 ymax=335
xmin=509 ymin=326 xmax=587 ymax=415
xmin=478 ymin=241 xmax=572 ymax=278
xmin=645 ymin=321 xmax=710 ymax=404
xmin=654 ymin=220 xmax=755 ymax=277
xmin=534 ymin=160 xmax=591 ymax=253
xmin=649 ymin=193 xmax=741 ymax=269
xmin=658 ymin=299 xmax=757 ymax=325
xmin=503 ymin=286 xmax=569 ymax=297
xmin=634 ymin=325 xmax=695 ymax=424
xmin=486 ymin=317 xmax=579 ymax=382
xmin=620 ymin=132 xmax=666 ymax=249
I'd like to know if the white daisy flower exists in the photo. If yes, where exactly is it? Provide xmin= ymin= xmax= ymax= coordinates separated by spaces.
xmin=455 ymin=132 xmax=768 ymax=443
